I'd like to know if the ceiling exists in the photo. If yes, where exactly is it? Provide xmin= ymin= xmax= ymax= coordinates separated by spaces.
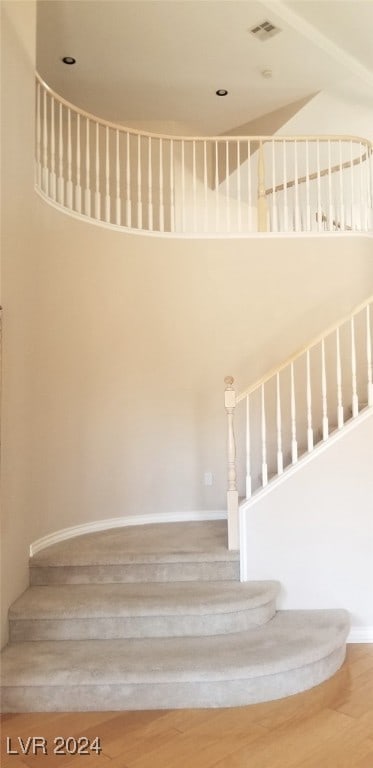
xmin=36 ymin=0 xmax=373 ymax=135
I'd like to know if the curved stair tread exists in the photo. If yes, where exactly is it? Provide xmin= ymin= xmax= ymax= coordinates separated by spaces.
xmin=30 ymin=521 xmax=239 ymax=566
xmin=9 ymin=581 xmax=280 ymax=620
xmin=2 ymin=609 xmax=349 ymax=686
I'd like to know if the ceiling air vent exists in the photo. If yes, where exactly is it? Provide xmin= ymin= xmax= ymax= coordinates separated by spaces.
xmin=249 ymin=20 xmax=281 ymax=41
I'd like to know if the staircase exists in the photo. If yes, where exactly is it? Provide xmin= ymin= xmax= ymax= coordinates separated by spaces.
xmin=1 ymin=521 xmax=349 ymax=712
xmin=224 ymin=296 xmax=373 ymax=550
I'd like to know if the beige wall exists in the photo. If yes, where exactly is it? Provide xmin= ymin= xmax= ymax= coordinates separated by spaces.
xmin=1 ymin=0 xmax=37 ymax=647
xmin=2 ymin=2 xmax=373 ymax=648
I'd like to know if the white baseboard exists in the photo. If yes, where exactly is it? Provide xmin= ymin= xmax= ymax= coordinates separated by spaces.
xmin=29 ymin=510 xmax=227 ymax=557
xmin=347 ymin=627 xmax=373 ymax=643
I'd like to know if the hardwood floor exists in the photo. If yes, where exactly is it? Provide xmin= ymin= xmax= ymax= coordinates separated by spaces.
xmin=1 ymin=645 xmax=373 ymax=767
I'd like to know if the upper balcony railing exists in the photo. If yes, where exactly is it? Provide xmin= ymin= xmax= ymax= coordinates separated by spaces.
xmin=35 ymin=74 xmax=373 ymax=236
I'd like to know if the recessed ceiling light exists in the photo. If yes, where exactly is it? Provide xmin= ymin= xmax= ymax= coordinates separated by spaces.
xmin=62 ymin=56 xmax=76 ymax=65
xmin=216 ymin=89 xmax=228 ymax=96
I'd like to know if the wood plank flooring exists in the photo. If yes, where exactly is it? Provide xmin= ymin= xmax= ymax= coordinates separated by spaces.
xmin=1 ymin=644 xmax=373 ymax=767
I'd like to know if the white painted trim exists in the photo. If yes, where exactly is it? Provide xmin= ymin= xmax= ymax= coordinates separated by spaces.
xmin=347 ymin=627 xmax=373 ymax=643
xmin=29 ymin=510 xmax=227 ymax=557
xmin=239 ymin=503 xmax=248 ymax=583
xmin=239 ymin=407 xmax=373 ymax=517
xmin=35 ymin=187 xmax=373 ymax=240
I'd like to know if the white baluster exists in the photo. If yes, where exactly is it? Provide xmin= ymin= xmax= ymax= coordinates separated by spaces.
xmin=282 ymin=140 xmax=288 ymax=232
xmin=316 ymin=140 xmax=322 ymax=231
xmin=305 ymin=139 xmax=311 ymax=231
xmin=225 ymin=140 xmax=230 ymax=233
xmin=247 ymin=139 xmax=252 ymax=231
xmin=66 ymin=108 xmax=73 ymax=208
xmin=339 ymin=140 xmax=345 ymax=231
xmin=50 ymin=96 xmax=56 ymax=200
xmin=336 ymin=327 xmax=344 ymax=428
xmin=351 ymin=316 xmax=359 ymax=417
xmin=350 ymin=140 xmax=355 ymax=229
xmin=203 ymin=140 xmax=208 ymax=232
xmin=261 ymin=384 xmax=268 ymax=486
xmin=192 ymin=140 xmax=197 ymax=232
xmin=306 ymin=350 xmax=314 ymax=451
xmin=85 ymin=118 xmax=91 ymax=216
xmin=170 ymin=139 xmax=175 ymax=232
xmin=115 ymin=129 xmax=121 ymax=225
xmin=181 ymin=140 xmax=186 ymax=233
xmin=58 ymin=102 xmax=64 ymax=205
xmin=105 ymin=126 xmax=110 ymax=223
xmin=321 ymin=338 xmax=329 ymax=440
xmin=364 ymin=142 xmax=370 ymax=231
xmin=245 ymin=395 xmax=252 ymax=498
xmin=159 ymin=138 xmax=164 ymax=232
xmin=36 ymin=82 xmax=41 ymax=187
xmin=137 ymin=134 xmax=142 ymax=229
xmin=237 ymin=141 xmax=242 ymax=233
xmin=294 ymin=140 xmax=299 ymax=231
xmin=367 ymin=143 xmax=371 ymax=228
xmin=327 ymin=139 xmax=333 ymax=230
xmin=271 ymin=140 xmax=277 ymax=232
xmin=359 ymin=142 xmax=365 ymax=230
xmin=224 ymin=377 xmax=239 ymax=551
xmin=367 ymin=304 xmax=373 ymax=407
xmin=290 ymin=362 xmax=298 ymax=463
xmin=276 ymin=372 xmax=283 ymax=474
xmin=257 ymin=141 xmax=267 ymax=232
xmin=42 ymin=89 xmax=49 ymax=194
xmin=95 ymin=122 xmax=101 ymax=219
xmin=126 ymin=132 xmax=131 ymax=228
xmin=75 ymin=113 xmax=82 ymax=213
xmin=215 ymin=140 xmax=219 ymax=232
xmin=148 ymin=136 xmax=153 ymax=231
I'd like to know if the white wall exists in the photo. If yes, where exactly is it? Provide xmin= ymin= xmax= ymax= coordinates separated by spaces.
xmin=241 ymin=411 xmax=373 ymax=634
xmin=276 ymin=90 xmax=373 ymax=140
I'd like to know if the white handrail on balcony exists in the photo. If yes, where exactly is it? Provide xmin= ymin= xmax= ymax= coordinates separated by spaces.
xmin=35 ymin=74 xmax=373 ymax=236
xmin=224 ymin=296 xmax=373 ymax=549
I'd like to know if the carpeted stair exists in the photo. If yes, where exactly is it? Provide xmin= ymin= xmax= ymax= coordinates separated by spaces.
xmin=0 ymin=520 xmax=349 ymax=712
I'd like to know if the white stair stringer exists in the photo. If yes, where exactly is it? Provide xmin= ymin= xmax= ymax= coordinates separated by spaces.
xmin=239 ymin=405 xmax=373 ymax=582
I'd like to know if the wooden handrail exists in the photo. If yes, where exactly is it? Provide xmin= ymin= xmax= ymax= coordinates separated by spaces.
xmin=237 ymin=295 xmax=373 ymax=403
xmin=265 ymin=149 xmax=371 ymax=197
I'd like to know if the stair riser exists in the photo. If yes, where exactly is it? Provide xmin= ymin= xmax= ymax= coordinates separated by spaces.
xmin=30 ymin=561 xmax=240 ymax=585
xmin=9 ymin=602 xmax=276 ymax=642
xmin=1 ymin=644 xmax=346 ymax=712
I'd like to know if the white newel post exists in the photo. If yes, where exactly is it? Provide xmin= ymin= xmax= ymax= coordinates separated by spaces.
xmin=224 ymin=376 xmax=239 ymax=551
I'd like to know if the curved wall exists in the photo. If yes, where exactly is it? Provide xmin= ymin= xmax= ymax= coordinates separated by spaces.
xmin=9 ymin=201 xmax=373 ymax=529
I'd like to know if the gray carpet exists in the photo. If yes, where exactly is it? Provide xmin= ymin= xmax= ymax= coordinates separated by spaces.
xmin=9 ymin=581 xmax=279 ymax=640
xmin=1 ymin=521 xmax=350 ymax=712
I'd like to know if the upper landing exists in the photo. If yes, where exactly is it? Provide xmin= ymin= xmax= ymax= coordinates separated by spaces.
xmin=36 ymin=75 xmax=373 ymax=238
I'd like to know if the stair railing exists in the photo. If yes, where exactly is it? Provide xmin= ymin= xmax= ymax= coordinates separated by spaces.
xmin=224 ymin=296 xmax=373 ymax=549
xmin=35 ymin=74 xmax=372 ymax=236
